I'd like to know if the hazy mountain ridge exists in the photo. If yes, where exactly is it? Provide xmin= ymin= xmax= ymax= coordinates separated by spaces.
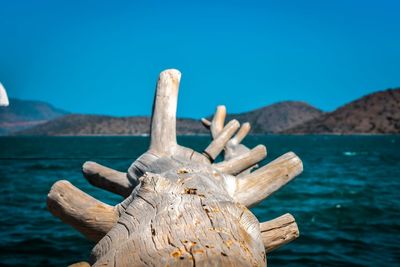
xmin=15 ymin=101 xmax=322 ymax=136
xmin=284 ymin=88 xmax=400 ymax=134
xmin=0 ymin=98 xmax=68 ymax=134
xmin=16 ymin=114 xmax=207 ymax=136
xmin=5 ymin=88 xmax=400 ymax=135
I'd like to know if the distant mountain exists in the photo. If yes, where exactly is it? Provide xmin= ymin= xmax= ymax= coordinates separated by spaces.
xmin=284 ymin=88 xmax=400 ymax=134
xmin=16 ymin=114 xmax=208 ymax=136
xmin=16 ymin=101 xmax=322 ymax=136
xmin=12 ymin=89 xmax=399 ymax=136
xmin=227 ymin=101 xmax=323 ymax=133
xmin=0 ymin=98 xmax=68 ymax=134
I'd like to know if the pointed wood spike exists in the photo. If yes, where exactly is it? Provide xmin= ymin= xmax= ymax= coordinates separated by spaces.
xmin=47 ymin=180 xmax=118 ymax=242
xmin=260 ymin=213 xmax=299 ymax=253
xmin=82 ymin=161 xmax=133 ymax=197
xmin=213 ymin=144 xmax=267 ymax=175
xmin=203 ymin=119 xmax=240 ymax=161
xmin=234 ymin=152 xmax=303 ymax=207
xmin=150 ymin=69 xmax=181 ymax=155
xmin=211 ymin=105 xmax=226 ymax=138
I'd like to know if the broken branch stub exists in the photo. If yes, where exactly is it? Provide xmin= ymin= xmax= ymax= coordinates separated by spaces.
xmin=229 ymin=122 xmax=251 ymax=146
xmin=213 ymin=144 xmax=267 ymax=175
xmin=82 ymin=161 xmax=132 ymax=197
xmin=47 ymin=180 xmax=118 ymax=242
xmin=260 ymin=213 xmax=300 ymax=253
xmin=235 ymin=152 xmax=303 ymax=207
xmin=203 ymin=119 xmax=240 ymax=161
xmin=47 ymin=69 xmax=303 ymax=266
xmin=211 ymin=105 xmax=226 ymax=138
xmin=150 ymin=69 xmax=181 ymax=155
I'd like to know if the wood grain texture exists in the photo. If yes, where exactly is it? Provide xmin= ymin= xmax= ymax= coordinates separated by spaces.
xmin=90 ymin=169 xmax=265 ymax=266
xmin=260 ymin=214 xmax=299 ymax=253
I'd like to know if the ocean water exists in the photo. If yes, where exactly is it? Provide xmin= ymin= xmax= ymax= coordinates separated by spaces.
xmin=0 ymin=136 xmax=399 ymax=266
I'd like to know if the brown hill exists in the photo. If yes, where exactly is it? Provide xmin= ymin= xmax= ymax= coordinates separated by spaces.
xmin=16 ymin=114 xmax=207 ymax=136
xmin=284 ymin=88 xmax=400 ymax=134
xmin=227 ymin=101 xmax=323 ymax=133
xmin=15 ymin=101 xmax=322 ymax=136
xmin=0 ymin=98 xmax=68 ymax=134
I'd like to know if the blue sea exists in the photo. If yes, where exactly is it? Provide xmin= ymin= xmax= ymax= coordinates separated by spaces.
xmin=0 ymin=136 xmax=399 ymax=266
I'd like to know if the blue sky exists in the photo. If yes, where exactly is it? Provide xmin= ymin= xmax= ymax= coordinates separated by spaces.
xmin=0 ymin=0 xmax=399 ymax=117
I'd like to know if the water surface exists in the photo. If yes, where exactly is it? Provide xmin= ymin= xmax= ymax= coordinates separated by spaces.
xmin=0 ymin=136 xmax=399 ymax=266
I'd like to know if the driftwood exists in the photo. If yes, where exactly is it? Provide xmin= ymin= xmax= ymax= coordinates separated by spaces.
xmin=47 ymin=69 xmax=302 ymax=266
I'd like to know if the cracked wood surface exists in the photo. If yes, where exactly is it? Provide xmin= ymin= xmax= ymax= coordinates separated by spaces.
xmin=91 ymin=168 xmax=265 ymax=266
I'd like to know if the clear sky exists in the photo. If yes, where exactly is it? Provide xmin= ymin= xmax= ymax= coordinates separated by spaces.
xmin=0 ymin=0 xmax=399 ymax=117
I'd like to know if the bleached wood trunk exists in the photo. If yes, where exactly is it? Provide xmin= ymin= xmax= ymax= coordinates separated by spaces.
xmin=47 ymin=69 xmax=302 ymax=266
xmin=91 ymin=171 xmax=265 ymax=266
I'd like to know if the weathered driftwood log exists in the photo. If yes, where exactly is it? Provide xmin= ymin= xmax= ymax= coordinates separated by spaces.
xmin=47 ymin=69 xmax=303 ymax=266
